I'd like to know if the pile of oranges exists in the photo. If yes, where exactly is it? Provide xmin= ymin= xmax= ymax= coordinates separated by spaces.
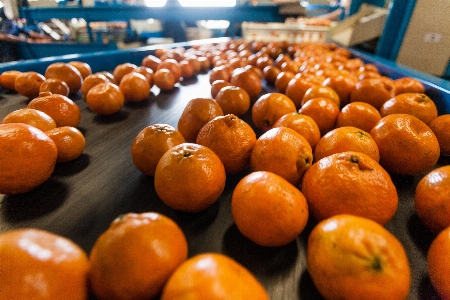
xmin=1 ymin=39 xmax=450 ymax=299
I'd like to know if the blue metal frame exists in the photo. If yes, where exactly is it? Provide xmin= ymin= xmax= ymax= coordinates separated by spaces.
xmin=375 ymin=0 xmax=418 ymax=61
xmin=20 ymin=5 xmax=285 ymax=24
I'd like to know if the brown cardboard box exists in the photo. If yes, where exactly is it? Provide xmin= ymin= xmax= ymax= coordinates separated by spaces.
xmin=328 ymin=3 xmax=388 ymax=47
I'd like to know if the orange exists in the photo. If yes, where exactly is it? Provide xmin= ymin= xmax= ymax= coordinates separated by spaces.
xmin=14 ymin=71 xmax=46 ymax=99
xmin=185 ymin=56 xmax=201 ymax=75
xmin=85 ymin=82 xmax=125 ymax=115
xmin=0 ymin=228 xmax=89 ymax=300
xmin=154 ymin=143 xmax=226 ymax=212
xmin=255 ymin=54 xmax=274 ymax=70
xmin=158 ymin=58 xmax=182 ymax=83
xmin=98 ymin=71 xmax=117 ymax=85
xmin=153 ymin=68 xmax=176 ymax=92
xmin=370 ymin=114 xmax=440 ymax=175
xmin=285 ymin=76 xmax=318 ymax=109
xmin=307 ymin=214 xmax=411 ymax=300
xmin=119 ymin=72 xmax=150 ymax=102
xmin=161 ymin=253 xmax=269 ymax=300
xmin=298 ymin=98 xmax=340 ymax=136
xmin=177 ymin=98 xmax=223 ymax=143
xmin=343 ymin=57 xmax=365 ymax=72
xmin=198 ymin=56 xmax=211 ymax=72
xmin=2 ymin=108 xmax=56 ymax=132
xmin=380 ymin=93 xmax=438 ymax=125
xmin=427 ymin=226 xmax=450 ymax=299
xmin=273 ymin=112 xmax=321 ymax=150
xmin=45 ymin=126 xmax=85 ymax=162
xmin=231 ymin=171 xmax=309 ymax=247
xmin=350 ymin=77 xmax=396 ymax=110
xmin=394 ymin=76 xmax=425 ymax=95
xmin=68 ymin=61 xmax=92 ymax=79
xmin=274 ymin=70 xmax=295 ymax=94
xmin=429 ymin=114 xmax=450 ymax=156
xmin=302 ymin=85 xmax=340 ymax=108
xmin=27 ymin=92 xmax=81 ymax=127
xmin=322 ymin=73 xmax=357 ymax=107
xmin=210 ymin=79 xmax=231 ymax=99
xmin=131 ymin=124 xmax=186 ymax=176
xmin=0 ymin=70 xmax=22 ymax=91
xmin=274 ymin=53 xmax=291 ymax=68
xmin=39 ymin=78 xmax=70 ymax=96
xmin=251 ymin=92 xmax=297 ymax=133
xmin=250 ymin=127 xmax=312 ymax=186
xmin=281 ymin=60 xmax=300 ymax=74
xmin=89 ymin=212 xmax=188 ymax=300
xmin=262 ymin=65 xmax=281 ymax=84
xmin=81 ymin=73 xmax=110 ymax=97
xmin=44 ymin=62 xmax=83 ymax=94
xmin=314 ymin=126 xmax=380 ymax=162
xmin=134 ymin=66 xmax=154 ymax=87
xmin=141 ymin=54 xmax=161 ymax=72
xmin=229 ymin=67 xmax=262 ymax=99
xmin=196 ymin=114 xmax=256 ymax=174
xmin=209 ymin=65 xmax=232 ymax=84
xmin=302 ymin=151 xmax=397 ymax=224
xmin=214 ymin=85 xmax=251 ymax=117
xmin=335 ymin=101 xmax=382 ymax=133
xmin=180 ymin=60 xmax=195 ymax=80
xmin=112 ymin=62 xmax=137 ymax=83
xmin=357 ymin=70 xmax=382 ymax=81
xmin=0 ymin=123 xmax=57 ymax=194
xmin=414 ymin=165 xmax=450 ymax=233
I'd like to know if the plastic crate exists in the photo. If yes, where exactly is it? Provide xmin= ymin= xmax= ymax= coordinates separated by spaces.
xmin=241 ymin=21 xmax=331 ymax=43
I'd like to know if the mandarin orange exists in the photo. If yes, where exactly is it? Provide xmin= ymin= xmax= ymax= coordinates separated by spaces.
xmin=44 ymin=62 xmax=83 ymax=94
xmin=231 ymin=171 xmax=309 ymax=247
xmin=28 ymin=92 xmax=81 ymax=127
xmin=380 ymin=93 xmax=438 ymax=125
xmin=154 ymin=143 xmax=226 ymax=212
xmin=0 ymin=123 xmax=57 ymax=194
xmin=14 ymin=71 xmax=46 ymax=99
xmin=45 ymin=126 xmax=85 ymax=162
xmin=350 ymin=77 xmax=396 ymax=109
xmin=429 ymin=114 xmax=450 ymax=156
xmin=414 ymin=165 xmax=450 ymax=233
xmin=0 ymin=228 xmax=89 ymax=300
xmin=427 ymin=226 xmax=450 ymax=300
xmin=314 ymin=126 xmax=380 ymax=162
xmin=307 ymin=214 xmax=411 ymax=300
xmin=273 ymin=112 xmax=321 ymax=150
xmin=298 ymin=98 xmax=340 ymax=136
xmin=214 ymin=85 xmax=251 ymax=117
xmin=161 ymin=253 xmax=269 ymax=300
xmin=177 ymin=97 xmax=224 ymax=143
xmin=335 ymin=101 xmax=381 ymax=132
xmin=301 ymin=151 xmax=397 ymax=225
xmin=370 ymin=114 xmax=440 ymax=175
xmin=1 ymin=108 xmax=56 ymax=132
xmin=119 ymin=72 xmax=150 ymax=102
xmin=85 ymin=82 xmax=125 ymax=115
xmin=39 ymin=78 xmax=70 ymax=96
xmin=250 ymin=127 xmax=313 ymax=186
xmin=251 ymin=92 xmax=297 ymax=133
xmin=196 ymin=114 xmax=256 ymax=174
xmin=89 ymin=212 xmax=188 ymax=300
xmin=131 ymin=124 xmax=185 ymax=176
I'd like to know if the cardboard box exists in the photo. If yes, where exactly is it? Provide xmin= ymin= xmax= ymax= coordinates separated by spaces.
xmin=328 ymin=3 xmax=388 ymax=47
